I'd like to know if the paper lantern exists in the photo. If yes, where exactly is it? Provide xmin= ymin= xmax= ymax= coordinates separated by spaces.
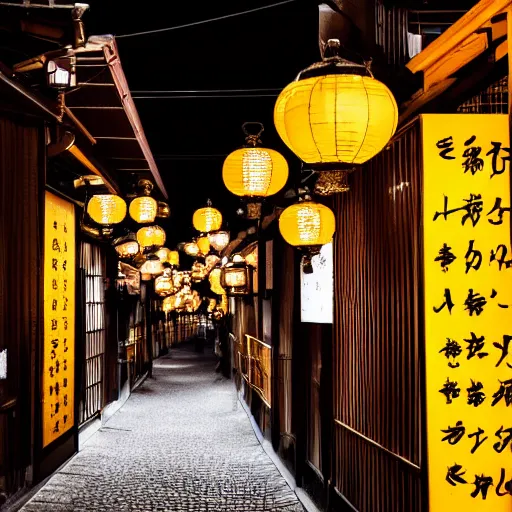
xmin=183 ymin=242 xmax=199 ymax=257
xmin=140 ymin=255 xmax=163 ymax=277
xmin=192 ymin=202 xmax=222 ymax=233
xmin=163 ymin=295 xmax=177 ymax=312
xmin=155 ymin=275 xmax=174 ymax=296
xmin=155 ymin=247 xmax=171 ymax=263
xmin=279 ymin=200 xmax=335 ymax=248
xmin=209 ymin=268 xmax=225 ymax=295
xmin=156 ymin=201 xmax=171 ymax=218
xmin=207 ymin=231 xmax=230 ymax=252
xmin=129 ymin=196 xmax=157 ymax=224
xmin=113 ymin=233 xmax=139 ymax=259
xmin=168 ymin=250 xmax=179 ymax=267
xmin=87 ymin=195 xmax=126 ymax=225
xmin=137 ymin=225 xmax=166 ymax=249
xmin=197 ymin=236 xmax=210 ymax=256
xmin=274 ymin=40 xmax=398 ymax=168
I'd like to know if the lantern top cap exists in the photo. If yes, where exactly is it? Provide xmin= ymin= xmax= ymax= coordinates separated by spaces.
xmin=242 ymin=121 xmax=264 ymax=147
xmin=296 ymin=41 xmax=372 ymax=81
xmin=137 ymin=179 xmax=154 ymax=196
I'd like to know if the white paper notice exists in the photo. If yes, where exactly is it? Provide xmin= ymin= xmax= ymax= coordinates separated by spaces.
xmin=300 ymin=241 xmax=333 ymax=324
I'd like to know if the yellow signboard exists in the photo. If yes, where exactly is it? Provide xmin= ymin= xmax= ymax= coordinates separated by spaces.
xmin=43 ymin=191 xmax=75 ymax=447
xmin=423 ymin=114 xmax=512 ymax=509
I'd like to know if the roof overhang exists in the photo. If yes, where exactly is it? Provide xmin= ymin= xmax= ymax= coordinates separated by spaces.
xmin=13 ymin=34 xmax=168 ymax=199
xmin=400 ymin=0 xmax=512 ymax=124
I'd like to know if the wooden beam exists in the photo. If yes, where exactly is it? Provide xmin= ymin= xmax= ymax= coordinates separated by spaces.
xmin=398 ymin=79 xmax=457 ymax=126
xmin=423 ymin=31 xmax=488 ymax=91
xmin=407 ymin=0 xmax=512 ymax=74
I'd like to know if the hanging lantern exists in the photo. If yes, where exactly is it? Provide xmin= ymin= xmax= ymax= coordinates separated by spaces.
xmin=274 ymin=39 xmax=398 ymax=177
xmin=155 ymin=247 xmax=172 ymax=263
xmin=163 ymin=295 xmax=177 ymax=312
xmin=113 ymin=233 xmax=140 ymax=259
xmin=221 ymin=256 xmax=252 ymax=296
xmin=129 ymin=179 xmax=158 ymax=223
xmin=191 ymin=261 xmax=208 ymax=282
xmin=205 ymin=254 xmax=220 ymax=270
xmin=137 ymin=225 xmax=166 ymax=250
xmin=192 ymin=200 xmax=222 ymax=233
xmin=155 ymin=274 xmax=175 ymax=296
xmin=156 ymin=201 xmax=171 ymax=218
xmin=140 ymin=254 xmax=163 ymax=278
xmin=222 ymin=122 xmax=288 ymax=198
xmin=129 ymin=196 xmax=157 ymax=223
xmin=278 ymin=196 xmax=335 ymax=273
xmin=197 ymin=236 xmax=210 ymax=256
xmin=168 ymin=250 xmax=179 ymax=267
xmin=183 ymin=241 xmax=199 ymax=257
xmin=209 ymin=268 xmax=225 ymax=295
xmin=207 ymin=230 xmax=230 ymax=252
xmin=87 ymin=194 xmax=127 ymax=225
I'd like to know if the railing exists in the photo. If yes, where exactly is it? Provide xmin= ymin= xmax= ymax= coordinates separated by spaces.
xmin=239 ymin=335 xmax=272 ymax=408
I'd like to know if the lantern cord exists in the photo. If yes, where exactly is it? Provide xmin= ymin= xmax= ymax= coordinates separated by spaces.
xmin=116 ymin=0 xmax=298 ymax=39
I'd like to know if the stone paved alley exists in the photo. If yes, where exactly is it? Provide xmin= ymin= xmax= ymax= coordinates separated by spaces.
xmin=20 ymin=344 xmax=304 ymax=512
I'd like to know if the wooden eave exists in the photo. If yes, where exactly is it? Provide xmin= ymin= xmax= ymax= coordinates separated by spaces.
xmin=399 ymin=0 xmax=512 ymax=124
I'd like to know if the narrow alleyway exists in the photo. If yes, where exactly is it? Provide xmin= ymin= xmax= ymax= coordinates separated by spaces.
xmin=20 ymin=344 xmax=304 ymax=512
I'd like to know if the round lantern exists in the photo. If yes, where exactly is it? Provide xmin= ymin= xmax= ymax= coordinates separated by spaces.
xmin=209 ymin=268 xmax=225 ymax=295
xmin=223 ymin=123 xmax=288 ymax=198
xmin=87 ymin=194 xmax=126 ymax=225
xmin=207 ymin=230 xmax=230 ymax=252
xmin=140 ymin=254 xmax=163 ymax=277
xmin=192 ymin=200 xmax=222 ymax=233
xmin=137 ymin=225 xmax=166 ymax=249
xmin=168 ymin=250 xmax=179 ymax=267
xmin=155 ymin=247 xmax=171 ymax=263
xmin=113 ymin=233 xmax=140 ymax=259
xmin=129 ymin=196 xmax=157 ymax=224
xmin=163 ymin=295 xmax=177 ymax=313
xmin=279 ymin=197 xmax=335 ymax=273
xmin=183 ymin=242 xmax=199 ymax=257
xmin=197 ymin=236 xmax=210 ymax=256
xmin=155 ymin=274 xmax=174 ymax=296
xmin=274 ymin=39 xmax=398 ymax=174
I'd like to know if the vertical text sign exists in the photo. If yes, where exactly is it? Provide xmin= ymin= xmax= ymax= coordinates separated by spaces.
xmin=423 ymin=114 xmax=512 ymax=510
xmin=43 ymin=191 xmax=75 ymax=447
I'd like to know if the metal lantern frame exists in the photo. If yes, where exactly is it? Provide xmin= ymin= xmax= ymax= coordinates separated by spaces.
xmin=221 ymin=259 xmax=253 ymax=296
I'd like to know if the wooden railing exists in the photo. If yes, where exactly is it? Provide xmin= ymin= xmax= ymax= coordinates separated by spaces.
xmin=239 ymin=335 xmax=272 ymax=408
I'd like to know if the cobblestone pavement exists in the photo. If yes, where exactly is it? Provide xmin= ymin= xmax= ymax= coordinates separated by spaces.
xmin=21 ymin=343 xmax=304 ymax=512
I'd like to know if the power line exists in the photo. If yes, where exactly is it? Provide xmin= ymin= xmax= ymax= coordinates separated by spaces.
xmin=130 ymin=88 xmax=283 ymax=94
xmin=116 ymin=0 xmax=298 ymax=39
xmin=132 ymin=94 xmax=278 ymax=99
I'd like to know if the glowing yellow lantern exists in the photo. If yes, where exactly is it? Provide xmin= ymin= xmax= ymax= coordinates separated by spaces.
xmin=279 ymin=197 xmax=335 ymax=273
xmin=155 ymin=275 xmax=174 ymax=296
xmin=279 ymin=199 xmax=335 ymax=248
xmin=155 ymin=247 xmax=171 ymax=263
xmin=207 ymin=231 xmax=230 ymax=252
xmin=223 ymin=123 xmax=288 ymax=198
xmin=168 ymin=250 xmax=179 ymax=267
xmin=137 ymin=225 xmax=166 ymax=249
xmin=221 ymin=257 xmax=252 ymax=296
xmin=113 ymin=233 xmax=139 ymax=259
xmin=163 ymin=295 xmax=177 ymax=312
xmin=183 ymin=242 xmax=199 ymax=257
xmin=197 ymin=236 xmax=210 ymax=256
xmin=192 ymin=200 xmax=222 ymax=233
xmin=129 ymin=196 xmax=157 ymax=224
xmin=209 ymin=268 xmax=225 ymax=295
xmin=274 ymin=39 xmax=398 ymax=172
xmin=87 ymin=194 xmax=126 ymax=225
xmin=140 ymin=254 xmax=163 ymax=277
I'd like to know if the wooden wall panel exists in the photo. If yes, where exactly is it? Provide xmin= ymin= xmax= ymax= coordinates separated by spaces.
xmin=332 ymin=120 xmax=425 ymax=511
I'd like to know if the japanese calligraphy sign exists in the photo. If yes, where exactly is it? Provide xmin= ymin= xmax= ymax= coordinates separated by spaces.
xmin=43 ymin=191 xmax=75 ymax=447
xmin=422 ymin=114 xmax=512 ymax=510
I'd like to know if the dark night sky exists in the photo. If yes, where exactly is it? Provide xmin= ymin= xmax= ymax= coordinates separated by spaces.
xmin=82 ymin=0 xmax=320 ymax=247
